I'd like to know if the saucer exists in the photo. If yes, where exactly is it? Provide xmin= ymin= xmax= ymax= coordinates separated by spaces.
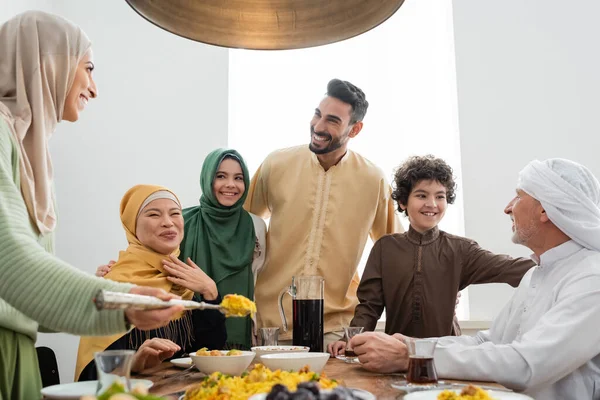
xmin=335 ymin=354 xmax=361 ymax=364
xmin=170 ymin=357 xmax=193 ymax=368
xmin=390 ymin=379 xmax=450 ymax=393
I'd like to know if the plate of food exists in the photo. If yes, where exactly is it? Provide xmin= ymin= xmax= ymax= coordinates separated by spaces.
xmin=179 ymin=364 xmax=339 ymax=400
xmin=403 ymin=385 xmax=533 ymax=399
xmin=40 ymin=379 xmax=153 ymax=399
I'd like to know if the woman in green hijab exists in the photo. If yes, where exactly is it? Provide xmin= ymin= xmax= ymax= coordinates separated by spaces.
xmin=97 ymin=149 xmax=266 ymax=348
xmin=172 ymin=149 xmax=266 ymax=349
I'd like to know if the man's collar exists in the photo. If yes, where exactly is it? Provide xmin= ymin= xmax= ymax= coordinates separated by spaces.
xmin=531 ymin=240 xmax=582 ymax=267
xmin=310 ymin=148 xmax=350 ymax=170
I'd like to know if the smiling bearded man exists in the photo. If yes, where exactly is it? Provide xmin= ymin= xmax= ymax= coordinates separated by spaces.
xmin=244 ymin=79 xmax=402 ymax=349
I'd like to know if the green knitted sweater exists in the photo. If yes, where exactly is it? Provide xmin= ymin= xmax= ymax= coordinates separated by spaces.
xmin=0 ymin=116 xmax=133 ymax=341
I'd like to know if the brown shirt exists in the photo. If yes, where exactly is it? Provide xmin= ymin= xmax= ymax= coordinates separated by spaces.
xmin=351 ymin=226 xmax=536 ymax=338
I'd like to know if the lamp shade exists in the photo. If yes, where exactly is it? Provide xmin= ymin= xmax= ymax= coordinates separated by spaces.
xmin=125 ymin=0 xmax=405 ymax=50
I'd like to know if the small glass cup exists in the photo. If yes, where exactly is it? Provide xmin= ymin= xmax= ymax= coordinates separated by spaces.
xmin=94 ymin=350 xmax=135 ymax=395
xmin=343 ymin=326 xmax=364 ymax=363
xmin=259 ymin=327 xmax=280 ymax=346
xmin=405 ymin=338 xmax=438 ymax=387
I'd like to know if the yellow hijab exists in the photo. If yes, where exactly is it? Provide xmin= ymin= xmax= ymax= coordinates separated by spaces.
xmin=75 ymin=185 xmax=193 ymax=380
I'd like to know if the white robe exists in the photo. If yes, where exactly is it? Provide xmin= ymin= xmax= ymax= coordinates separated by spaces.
xmin=434 ymin=240 xmax=600 ymax=399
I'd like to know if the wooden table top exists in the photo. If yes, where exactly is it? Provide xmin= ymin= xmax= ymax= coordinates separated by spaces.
xmin=140 ymin=357 xmax=503 ymax=400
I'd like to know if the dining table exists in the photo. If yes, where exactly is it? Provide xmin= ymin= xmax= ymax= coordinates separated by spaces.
xmin=140 ymin=357 xmax=505 ymax=400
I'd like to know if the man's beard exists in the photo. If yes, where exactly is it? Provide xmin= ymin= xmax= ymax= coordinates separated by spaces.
xmin=309 ymin=127 xmax=344 ymax=155
xmin=511 ymin=220 xmax=538 ymax=246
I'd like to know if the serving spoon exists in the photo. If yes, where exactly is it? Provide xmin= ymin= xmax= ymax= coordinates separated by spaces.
xmin=93 ymin=290 xmax=252 ymax=317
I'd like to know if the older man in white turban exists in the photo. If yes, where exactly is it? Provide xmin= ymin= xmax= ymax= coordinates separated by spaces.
xmin=347 ymin=158 xmax=600 ymax=400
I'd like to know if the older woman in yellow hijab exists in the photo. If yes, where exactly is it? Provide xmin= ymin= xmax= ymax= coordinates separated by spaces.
xmin=76 ymin=184 xmax=226 ymax=380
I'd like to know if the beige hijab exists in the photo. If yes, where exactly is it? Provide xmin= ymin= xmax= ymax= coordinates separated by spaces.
xmin=0 ymin=11 xmax=91 ymax=234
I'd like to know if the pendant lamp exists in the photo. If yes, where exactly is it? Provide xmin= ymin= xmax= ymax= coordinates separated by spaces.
xmin=125 ymin=0 xmax=405 ymax=50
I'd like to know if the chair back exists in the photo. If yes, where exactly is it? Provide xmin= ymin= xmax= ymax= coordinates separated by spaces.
xmin=36 ymin=346 xmax=60 ymax=387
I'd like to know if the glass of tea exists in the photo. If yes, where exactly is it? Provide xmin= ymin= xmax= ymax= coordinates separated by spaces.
xmin=405 ymin=338 xmax=438 ymax=387
xmin=342 ymin=326 xmax=364 ymax=363
xmin=94 ymin=349 xmax=135 ymax=395
xmin=260 ymin=327 xmax=280 ymax=346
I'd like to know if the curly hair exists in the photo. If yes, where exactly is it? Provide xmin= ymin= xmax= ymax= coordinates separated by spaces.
xmin=392 ymin=155 xmax=457 ymax=216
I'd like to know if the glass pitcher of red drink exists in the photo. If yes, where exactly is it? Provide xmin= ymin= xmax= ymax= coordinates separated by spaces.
xmin=278 ymin=276 xmax=324 ymax=352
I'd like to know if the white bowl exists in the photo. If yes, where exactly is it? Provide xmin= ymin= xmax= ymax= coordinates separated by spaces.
xmin=259 ymin=352 xmax=330 ymax=373
xmin=189 ymin=350 xmax=255 ymax=376
xmin=251 ymin=345 xmax=310 ymax=360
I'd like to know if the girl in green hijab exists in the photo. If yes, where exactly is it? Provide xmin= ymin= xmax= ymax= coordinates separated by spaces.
xmin=178 ymin=149 xmax=266 ymax=349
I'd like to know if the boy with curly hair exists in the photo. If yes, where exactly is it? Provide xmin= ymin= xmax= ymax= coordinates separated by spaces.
xmin=329 ymin=155 xmax=534 ymax=355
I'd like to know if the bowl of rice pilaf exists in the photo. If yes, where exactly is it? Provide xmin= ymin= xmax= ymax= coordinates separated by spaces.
xmin=251 ymin=345 xmax=310 ymax=360
xmin=189 ymin=348 xmax=255 ymax=376
xmin=260 ymin=352 xmax=330 ymax=374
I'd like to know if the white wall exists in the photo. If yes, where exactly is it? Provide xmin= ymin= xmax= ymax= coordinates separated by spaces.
xmin=453 ymin=0 xmax=600 ymax=319
xmin=2 ymin=1 xmax=229 ymax=383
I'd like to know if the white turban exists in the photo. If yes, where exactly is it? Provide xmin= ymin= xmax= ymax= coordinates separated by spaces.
xmin=517 ymin=158 xmax=600 ymax=252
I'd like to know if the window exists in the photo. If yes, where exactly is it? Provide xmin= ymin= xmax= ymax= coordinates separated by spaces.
xmin=229 ymin=0 xmax=468 ymax=320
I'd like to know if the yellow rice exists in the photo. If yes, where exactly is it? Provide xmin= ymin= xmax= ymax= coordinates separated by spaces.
xmin=183 ymin=364 xmax=338 ymax=400
xmin=195 ymin=348 xmax=242 ymax=356
xmin=220 ymin=294 xmax=257 ymax=318
xmin=437 ymin=385 xmax=496 ymax=400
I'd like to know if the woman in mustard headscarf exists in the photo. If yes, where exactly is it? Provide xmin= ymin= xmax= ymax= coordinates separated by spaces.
xmin=164 ymin=149 xmax=266 ymax=349
xmin=76 ymin=184 xmax=226 ymax=380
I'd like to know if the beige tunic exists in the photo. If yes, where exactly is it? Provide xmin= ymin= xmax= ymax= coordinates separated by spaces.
xmin=244 ymin=145 xmax=402 ymax=339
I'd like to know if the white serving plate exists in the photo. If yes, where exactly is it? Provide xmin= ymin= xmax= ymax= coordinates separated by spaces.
xmin=170 ymin=357 xmax=193 ymax=368
xmin=40 ymin=379 xmax=153 ymax=399
xmin=404 ymin=388 xmax=533 ymax=399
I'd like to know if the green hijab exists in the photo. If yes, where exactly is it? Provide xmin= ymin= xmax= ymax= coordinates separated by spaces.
xmin=180 ymin=148 xmax=256 ymax=349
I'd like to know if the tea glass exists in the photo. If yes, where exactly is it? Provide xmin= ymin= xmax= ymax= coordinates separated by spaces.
xmin=405 ymin=338 xmax=438 ymax=388
xmin=94 ymin=349 xmax=135 ymax=395
xmin=342 ymin=326 xmax=364 ymax=363
xmin=260 ymin=327 xmax=280 ymax=346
